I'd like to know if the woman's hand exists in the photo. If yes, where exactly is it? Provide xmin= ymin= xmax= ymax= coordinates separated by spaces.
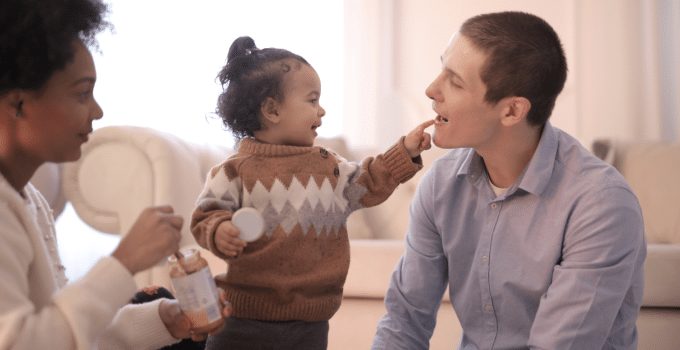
xmin=112 ymin=206 xmax=183 ymax=274
xmin=158 ymin=299 xmax=191 ymax=339
xmin=159 ymin=289 xmax=233 ymax=341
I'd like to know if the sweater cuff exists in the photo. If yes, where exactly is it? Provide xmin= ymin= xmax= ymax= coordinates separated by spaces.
xmin=53 ymin=256 xmax=138 ymax=349
xmin=383 ymin=137 xmax=424 ymax=183
xmin=114 ymin=299 xmax=180 ymax=349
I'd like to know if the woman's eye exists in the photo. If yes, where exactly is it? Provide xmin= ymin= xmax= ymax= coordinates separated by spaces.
xmin=78 ymin=91 xmax=93 ymax=101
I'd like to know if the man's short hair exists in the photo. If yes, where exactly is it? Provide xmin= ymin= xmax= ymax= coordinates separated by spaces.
xmin=461 ymin=11 xmax=567 ymax=126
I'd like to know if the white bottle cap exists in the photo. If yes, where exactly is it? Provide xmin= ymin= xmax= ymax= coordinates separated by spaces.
xmin=232 ymin=207 xmax=265 ymax=242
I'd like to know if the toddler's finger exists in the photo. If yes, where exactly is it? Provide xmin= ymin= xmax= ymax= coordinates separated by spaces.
xmin=417 ymin=119 xmax=436 ymax=132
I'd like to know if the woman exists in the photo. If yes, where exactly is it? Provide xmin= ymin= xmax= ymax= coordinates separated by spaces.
xmin=0 ymin=0 xmax=229 ymax=348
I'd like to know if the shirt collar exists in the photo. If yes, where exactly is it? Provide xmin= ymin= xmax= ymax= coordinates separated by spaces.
xmin=457 ymin=122 xmax=558 ymax=196
xmin=517 ymin=121 xmax=557 ymax=195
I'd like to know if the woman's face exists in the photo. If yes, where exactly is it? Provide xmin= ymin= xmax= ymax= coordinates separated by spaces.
xmin=17 ymin=40 xmax=103 ymax=163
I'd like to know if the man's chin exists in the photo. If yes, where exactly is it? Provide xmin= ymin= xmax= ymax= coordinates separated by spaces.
xmin=433 ymin=133 xmax=455 ymax=149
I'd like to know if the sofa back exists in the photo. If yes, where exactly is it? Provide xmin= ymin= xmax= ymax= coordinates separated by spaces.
xmin=593 ymin=139 xmax=680 ymax=244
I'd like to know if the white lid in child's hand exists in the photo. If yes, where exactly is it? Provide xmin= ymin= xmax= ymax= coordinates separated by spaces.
xmin=232 ymin=208 xmax=265 ymax=242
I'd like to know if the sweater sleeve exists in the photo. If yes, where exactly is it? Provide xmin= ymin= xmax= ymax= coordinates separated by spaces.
xmin=0 ymin=249 xmax=139 ymax=349
xmin=190 ymin=163 xmax=242 ymax=260
xmin=0 ymin=195 xmax=143 ymax=350
xmin=97 ymin=298 xmax=180 ymax=350
xmin=342 ymin=137 xmax=423 ymax=210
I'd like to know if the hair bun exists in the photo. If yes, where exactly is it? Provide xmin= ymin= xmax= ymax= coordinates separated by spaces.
xmin=227 ymin=36 xmax=258 ymax=63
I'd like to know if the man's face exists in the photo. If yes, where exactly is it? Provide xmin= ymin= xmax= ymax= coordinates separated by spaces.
xmin=426 ymin=34 xmax=504 ymax=150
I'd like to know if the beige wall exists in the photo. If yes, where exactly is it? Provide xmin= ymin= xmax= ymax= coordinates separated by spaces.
xmin=344 ymin=0 xmax=673 ymax=150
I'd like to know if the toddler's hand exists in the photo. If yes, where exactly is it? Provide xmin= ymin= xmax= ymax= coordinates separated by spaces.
xmin=215 ymin=221 xmax=247 ymax=258
xmin=404 ymin=119 xmax=435 ymax=158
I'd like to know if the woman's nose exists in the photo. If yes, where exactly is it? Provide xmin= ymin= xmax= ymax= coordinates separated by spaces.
xmin=92 ymin=98 xmax=104 ymax=120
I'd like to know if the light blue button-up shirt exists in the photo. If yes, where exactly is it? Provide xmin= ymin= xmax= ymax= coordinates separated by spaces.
xmin=373 ymin=123 xmax=646 ymax=350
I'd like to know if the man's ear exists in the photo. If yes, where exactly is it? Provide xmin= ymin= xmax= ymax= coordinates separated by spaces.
xmin=500 ymin=96 xmax=531 ymax=127
xmin=260 ymin=97 xmax=280 ymax=124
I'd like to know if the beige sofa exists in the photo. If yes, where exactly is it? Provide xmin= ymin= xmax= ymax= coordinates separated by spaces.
xmin=31 ymin=126 xmax=678 ymax=349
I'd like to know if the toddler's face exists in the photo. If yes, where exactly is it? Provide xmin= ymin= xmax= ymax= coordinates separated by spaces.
xmin=270 ymin=64 xmax=325 ymax=147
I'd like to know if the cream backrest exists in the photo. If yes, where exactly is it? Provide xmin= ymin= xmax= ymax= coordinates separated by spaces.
xmin=593 ymin=139 xmax=680 ymax=244
xmin=61 ymin=126 xmax=231 ymax=287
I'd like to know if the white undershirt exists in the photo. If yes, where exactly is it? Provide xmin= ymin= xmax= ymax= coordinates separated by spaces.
xmin=489 ymin=180 xmax=508 ymax=196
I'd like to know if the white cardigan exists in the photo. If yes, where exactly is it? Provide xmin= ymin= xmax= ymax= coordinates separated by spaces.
xmin=0 ymin=174 xmax=179 ymax=349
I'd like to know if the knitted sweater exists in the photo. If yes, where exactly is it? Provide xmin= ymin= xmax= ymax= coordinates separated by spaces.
xmin=191 ymin=137 xmax=422 ymax=322
xmin=0 ymin=173 xmax=179 ymax=350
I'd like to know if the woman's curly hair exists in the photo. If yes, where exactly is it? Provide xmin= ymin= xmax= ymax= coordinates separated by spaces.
xmin=216 ymin=36 xmax=309 ymax=140
xmin=0 ymin=0 xmax=109 ymax=94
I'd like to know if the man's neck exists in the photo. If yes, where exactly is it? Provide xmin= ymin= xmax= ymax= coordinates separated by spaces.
xmin=477 ymin=124 xmax=543 ymax=189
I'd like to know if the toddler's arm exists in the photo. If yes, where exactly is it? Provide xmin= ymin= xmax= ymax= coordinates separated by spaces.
xmin=190 ymin=163 xmax=245 ymax=260
xmin=340 ymin=120 xmax=433 ymax=210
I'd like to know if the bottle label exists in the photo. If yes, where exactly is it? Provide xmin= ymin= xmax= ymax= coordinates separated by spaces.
xmin=170 ymin=266 xmax=222 ymax=326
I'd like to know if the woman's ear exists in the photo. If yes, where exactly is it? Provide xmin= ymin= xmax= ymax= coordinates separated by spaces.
xmin=0 ymin=90 xmax=24 ymax=119
xmin=500 ymin=96 xmax=531 ymax=127
xmin=260 ymin=97 xmax=280 ymax=124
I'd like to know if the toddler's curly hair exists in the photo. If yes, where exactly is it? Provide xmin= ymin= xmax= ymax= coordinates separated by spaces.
xmin=216 ymin=36 xmax=309 ymax=140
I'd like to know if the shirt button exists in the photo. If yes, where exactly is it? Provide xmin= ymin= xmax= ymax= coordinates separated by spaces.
xmin=490 ymin=203 xmax=497 ymax=209
xmin=484 ymin=304 xmax=493 ymax=312
xmin=320 ymin=148 xmax=329 ymax=158
xmin=481 ymin=255 xmax=489 ymax=263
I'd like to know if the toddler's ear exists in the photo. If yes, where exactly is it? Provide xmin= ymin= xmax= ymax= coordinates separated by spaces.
xmin=260 ymin=97 xmax=280 ymax=124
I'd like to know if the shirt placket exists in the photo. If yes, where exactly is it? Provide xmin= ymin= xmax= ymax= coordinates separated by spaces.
xmin=478 ymin=198 xmax=503 ymax=349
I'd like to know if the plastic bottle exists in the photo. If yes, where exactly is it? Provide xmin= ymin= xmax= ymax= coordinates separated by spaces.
xmin=168 ymin=248 xmax=224 ymax=333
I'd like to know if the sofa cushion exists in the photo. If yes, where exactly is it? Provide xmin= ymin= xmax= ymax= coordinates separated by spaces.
xmin=643 ymin=244 xmax=680 ymax=307
xmin=592 ymin=140 xmax=680 ymax=244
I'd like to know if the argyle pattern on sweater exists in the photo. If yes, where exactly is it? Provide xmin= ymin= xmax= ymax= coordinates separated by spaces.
xmin=191 ymin=137 xmax=422 ymax=321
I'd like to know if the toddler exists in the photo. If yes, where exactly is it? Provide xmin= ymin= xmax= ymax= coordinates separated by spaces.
xmin=190 ymin=36 xmax=433 ymax=350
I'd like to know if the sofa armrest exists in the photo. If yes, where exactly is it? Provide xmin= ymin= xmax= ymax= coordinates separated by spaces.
xmin=346 ymin=239 xmax=451 ymax=302
xmin=62 ymin=126 xmax=231 ymax=287
xmin=345 ymin=239 xmax=405 ymax=298
xmin=643 ymin=244 xmax=680 ymax=308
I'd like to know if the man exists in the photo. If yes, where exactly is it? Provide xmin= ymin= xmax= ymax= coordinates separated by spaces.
xmin=373 ymin=11 xmax=645 ymax=350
